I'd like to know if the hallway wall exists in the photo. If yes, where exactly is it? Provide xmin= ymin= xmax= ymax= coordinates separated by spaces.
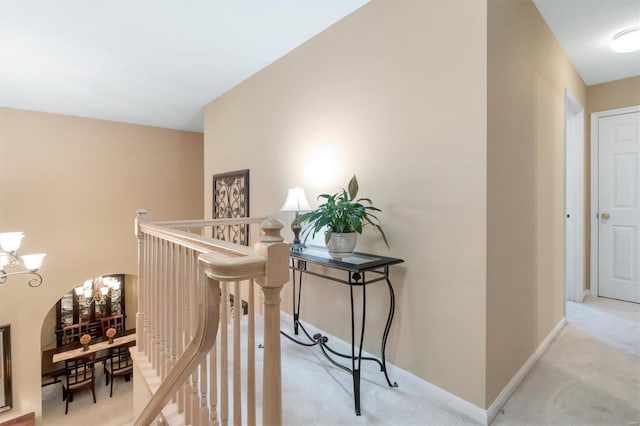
xmin=204 ymin=0 xmax=488 ymax=407
xmin=486 ymin=0 xmax=587 ymax=407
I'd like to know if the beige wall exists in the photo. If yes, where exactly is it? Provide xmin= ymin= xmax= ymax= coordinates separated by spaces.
xmin=0 ymin=108 xmax=203 ymax=424
xmin=486 ymin=0 xmax=587 ymax=406
xmin=584 ymin=76 xmax=640 ymax=289
xmin=205 ymin=0 xmax=488 ymax=407
xmin=587 ymin=76 xmax=640 ymax=114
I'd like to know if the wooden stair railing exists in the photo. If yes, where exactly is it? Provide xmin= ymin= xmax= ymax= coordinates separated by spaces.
xmin=133 ymin=210 xmax=289 ymax=425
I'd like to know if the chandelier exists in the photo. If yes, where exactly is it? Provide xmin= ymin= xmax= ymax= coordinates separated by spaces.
xmin=75 ymin=276 xmax=121 ymax=305
xmin=0 ymin=232 xmax=46 ymax=288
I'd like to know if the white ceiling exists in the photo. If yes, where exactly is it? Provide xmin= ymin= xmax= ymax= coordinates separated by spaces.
xmin=1 ymin=1 xmax=637 ymax=133
xmin=0 ymin=0 xmax=369 ymax=132
xmin=533 ymin=0 xmax=640 ymax=86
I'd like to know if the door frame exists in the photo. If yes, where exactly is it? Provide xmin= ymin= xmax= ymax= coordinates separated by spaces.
xmin=589 ymin=105 xmax=640 ymax=298
xmin=564 ymin=88 xmax=585 ymax=303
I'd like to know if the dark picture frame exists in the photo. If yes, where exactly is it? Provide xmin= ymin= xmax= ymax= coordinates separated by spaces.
xmin=0 ymin=324 xmax=12 ymax=413
xmin=212 ymin=169 xmax=250 ymax=246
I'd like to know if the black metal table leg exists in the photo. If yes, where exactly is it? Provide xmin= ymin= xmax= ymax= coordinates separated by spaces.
xmin=350 ymin=272 xmax=366 ymax=416
xmin=291 ymin=258 xmax=305 ymax=335
xmin=291 ymin=258 xmax=298 ymax=334
xmin=381 ymin=267 xmax=398 ymax=387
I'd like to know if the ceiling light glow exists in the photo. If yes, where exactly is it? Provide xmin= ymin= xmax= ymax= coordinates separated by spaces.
xmin=611 ymin=26 xmax=640 ymax=53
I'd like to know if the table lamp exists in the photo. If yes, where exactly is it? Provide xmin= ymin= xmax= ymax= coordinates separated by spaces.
xmin=280 ymin=187 xmax=311 ymax=251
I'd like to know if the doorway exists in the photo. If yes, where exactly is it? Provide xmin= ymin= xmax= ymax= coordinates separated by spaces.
xmin=565 ymin=89 xmax=585 ymax=303
xmin=590 ymin=106 xmax=640 ymax=303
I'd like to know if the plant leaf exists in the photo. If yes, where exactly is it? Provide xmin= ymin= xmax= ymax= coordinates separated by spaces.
xmin=347 ymin=175 xmax=358 ymax=201
xmin=356 ymin=197 xmax=372 ymax=204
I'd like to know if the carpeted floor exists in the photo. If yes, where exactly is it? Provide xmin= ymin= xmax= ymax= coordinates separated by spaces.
xmin=41 ymin=296 xmax=639 ymax=425
xmin=42 ymin=362 xmax=134 ymax=426
xmin=492 ymin=296 xmax=639 ymax=426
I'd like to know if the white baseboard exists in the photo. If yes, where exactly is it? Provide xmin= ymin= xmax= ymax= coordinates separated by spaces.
xmin=486 ymin=317 xmax=566 ymax=424
xmin=391 ymin=366 xmax=488 ymax=424
xmin=280 ymin=312 xmax=565 ymax=426
xmin=279 ymin=311 xmax=488 ymax=425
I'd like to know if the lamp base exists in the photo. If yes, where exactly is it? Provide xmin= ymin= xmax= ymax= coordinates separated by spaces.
xmin=290 ymin=222 xmax=305 ymax=251
xmin=289 ymin=242 xmax=306 ymax=252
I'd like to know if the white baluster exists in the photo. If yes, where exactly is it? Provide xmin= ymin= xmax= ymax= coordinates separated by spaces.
xmin=233 ymin=281 xmax=242 ymax=426
xmin=151 ymin=236 xmax=159 ymax=370
xmin=220 ymin=281 xmax=229 ymax=426
xmin=144 ymin=233 xmax=151 ymax=357
xmin=135 ymin=209 xmax=147 ymax=354
xmin=209 ymin=345 xmax=219 ymax=426
xmin=247 ymin=280 xmax=256 ymax=426
xmin=159 ymin=239 xmax=167 ymax=380
xmin=199 ymin=358 xmax=208 ymax=426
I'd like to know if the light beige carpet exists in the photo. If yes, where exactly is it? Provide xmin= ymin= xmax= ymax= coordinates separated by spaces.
xmin=42 ymin=362 xmax=134 ymax=425
xmin=41 ymin=296 xmax=639 ymax=425
xmin=493 ymin=296 xmax=639 ymax=426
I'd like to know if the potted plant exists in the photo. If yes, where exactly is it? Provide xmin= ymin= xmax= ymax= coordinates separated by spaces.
xmin=297 ymin=175 xmax=389 ymax=258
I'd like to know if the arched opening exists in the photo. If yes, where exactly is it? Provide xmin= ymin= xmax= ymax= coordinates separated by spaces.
xmin=40 ymin=274 xmax=137 ymax=424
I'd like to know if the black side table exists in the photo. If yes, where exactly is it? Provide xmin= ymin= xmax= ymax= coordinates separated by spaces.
xmin=282 ymin=246 xmax=404 ymax=416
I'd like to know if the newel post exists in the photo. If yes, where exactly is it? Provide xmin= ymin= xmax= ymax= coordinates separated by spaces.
xmin=254 ymin=219 xmax=289 ymax=426
xmin=135 ymin=209 xmax=148 ymax=353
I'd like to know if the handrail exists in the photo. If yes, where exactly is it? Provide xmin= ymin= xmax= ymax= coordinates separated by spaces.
xmin=133 ymin=211 xmax=288 ymax=426
xmin=134 ymin=252 xmax=266 ymax=425
xmin=140 ymin=216 xmax=266 ymax=257
xmin=151 ymin=217 xmax=267 ymax=228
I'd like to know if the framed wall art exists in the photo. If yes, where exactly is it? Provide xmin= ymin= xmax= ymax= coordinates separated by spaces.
xmin=212 ymin=169 xmax=249 ymax=245
xmin=0 ymin=324 xmax=12 ymax=413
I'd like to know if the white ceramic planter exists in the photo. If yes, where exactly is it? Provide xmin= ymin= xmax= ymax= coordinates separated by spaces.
xmin=326 ymin=232 xmax=358 ymax=258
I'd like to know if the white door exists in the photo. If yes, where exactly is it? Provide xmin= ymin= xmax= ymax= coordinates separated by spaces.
xmin=598 ymin=111 xmax=640 ymax=303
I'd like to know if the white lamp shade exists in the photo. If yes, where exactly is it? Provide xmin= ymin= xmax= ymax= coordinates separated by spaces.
xmin=0 ymin=232 xmax=24 ymax=252
xmin=21 ymin=253 xmax=46 ymax=270
xmin=280 ymin=187 xmax=312 ymax=212
xmin=611 ymin=26 xmax=640 ymax=53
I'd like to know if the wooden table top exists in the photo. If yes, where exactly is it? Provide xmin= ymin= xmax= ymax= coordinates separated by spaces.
xmin=52 ymin=333 xmax=136 ymax=363
xmin=42 ymin=329 xmax=136 ymax=380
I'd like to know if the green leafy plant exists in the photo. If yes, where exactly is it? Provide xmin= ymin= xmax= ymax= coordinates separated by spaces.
xmin=297 ymin=175 xmax=389 ymax=247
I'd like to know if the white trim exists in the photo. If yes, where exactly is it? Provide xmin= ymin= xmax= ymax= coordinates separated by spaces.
xmin=564 ymin=88 xmax=585 ymax=304
xmin=391 ymin=365 xmax=488 ymax=425
xmin=280 ymin=313 xmax=567 ymax=426
xmin=279 ymin=311 xmax=488 ymax=424
xmin=590 ymin=105 xmax=640 ymax=298
xmin=590 ymin=109 xmax=598 ymax=298
xmin=583 ymin=289 xmax=590 ymax=301
xmin=486 ymin=317 xmax=566 ymax=425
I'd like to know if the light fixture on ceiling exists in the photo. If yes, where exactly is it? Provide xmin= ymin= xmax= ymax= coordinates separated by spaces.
xmin=75 ymin=276 xmax=122 ymax=305
xmin=611 ymin=26 xmax=640 ymax=53
xmin=0 ymin=232 xmax=46 ymax=287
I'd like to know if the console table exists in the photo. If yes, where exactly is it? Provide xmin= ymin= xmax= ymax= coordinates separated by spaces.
xmin=282 ymin=246 xmax=404 ymax=416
